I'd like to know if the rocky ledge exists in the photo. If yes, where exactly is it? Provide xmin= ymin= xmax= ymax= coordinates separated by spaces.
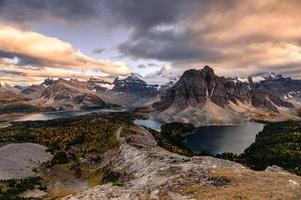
xmin=63 ymin=125 xmax=301 ymax=200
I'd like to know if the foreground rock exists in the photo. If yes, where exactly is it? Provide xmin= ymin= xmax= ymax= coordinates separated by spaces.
xmin=0 ymin=143 xmax=52 ymax=179
xmin=64 ymin=125 xmax=301 ymax=200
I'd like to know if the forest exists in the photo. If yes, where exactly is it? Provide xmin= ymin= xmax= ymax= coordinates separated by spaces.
xmin=0 ymin=112 xmax=135 ymax=199
xmin=218 ymin=120 xmax=301 ymax=175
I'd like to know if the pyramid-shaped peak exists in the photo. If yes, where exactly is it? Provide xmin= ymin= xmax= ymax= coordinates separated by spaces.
xmin=201 ymin=65 xmax=215 ymax=73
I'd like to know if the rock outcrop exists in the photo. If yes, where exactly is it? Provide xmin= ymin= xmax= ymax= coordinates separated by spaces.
xmin=152 ymin=66 xmax=297 ymax=125
xmin=63 ymin=125 xmax=301 ymax=200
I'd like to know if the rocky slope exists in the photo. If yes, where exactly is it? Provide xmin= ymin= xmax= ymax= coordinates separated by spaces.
xmin=151 ymin=66 xmax=299 ymax=125
xmin=36 ymin=78 xmax=109 ymax=110
xmin=63 ymin=124 xmax=301 ymax=200
xmin=0 ymin=82 xmax=41 ymax=115
xmin=0 ymin=143 xmax=52 ymax=180
xmin=18 ymin=78 xmax=110 ymax=111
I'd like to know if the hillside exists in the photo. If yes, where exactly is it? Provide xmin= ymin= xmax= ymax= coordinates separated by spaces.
xmin=63 ymin=119 xmax=301 ymax=200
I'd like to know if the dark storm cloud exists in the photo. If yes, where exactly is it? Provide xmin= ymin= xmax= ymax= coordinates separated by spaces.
xmin=104 ymin=0 xmax=301 ymax=79
xmin=103 ymin=0 xmax=232 ymax=62
xmin=103 ymin=0 xmax=234 ymax=32
xmin=118 ymin=29 xmax=223 ymax=62
xmin=0 ymin=0 xmax=101 ymax=24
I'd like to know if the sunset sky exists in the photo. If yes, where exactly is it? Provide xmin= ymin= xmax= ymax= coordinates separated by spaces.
xmin=1 ymin=0 xmax=301 ymax=85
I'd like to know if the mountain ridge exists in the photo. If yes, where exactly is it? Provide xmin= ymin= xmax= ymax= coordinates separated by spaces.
xmin=1 ymin=66 xmax=301 ymax=124
xmin=151 ymin=66 xmax=299 ymax=125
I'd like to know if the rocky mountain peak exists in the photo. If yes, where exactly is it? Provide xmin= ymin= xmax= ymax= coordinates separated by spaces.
xmin=157 ymin=65 xmax=167 ymax=75
xmin=129 ymin=72 xmax=143 ymax=80
xmin=153 ymin=66 xmax=295 ymax=125
xmin=202 ymin=65 xmax=215 ymax=74
xmin=42 ymin=78 xmax=54 ymax=87
xmin=180 ymin=66 xmax=217 ymax=83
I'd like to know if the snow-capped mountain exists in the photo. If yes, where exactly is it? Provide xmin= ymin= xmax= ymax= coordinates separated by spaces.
xmin=229 ymin=72 xmax=301 ymax=108
xmin=233 ymin=72 xmax=286 ymax=84
xmin=142 ymin=66 xmax=180 ymax=90
xmin=112 ymin=73 xmax=158 ymax=96
xmin=112 ymin=67 xmax=180 ymax=96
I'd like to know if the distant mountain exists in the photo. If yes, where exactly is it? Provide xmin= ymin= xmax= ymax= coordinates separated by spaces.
xmin=151 ymin=66 xmax=299 ymax=126
xmin=233 ymin=72 xmax=301 ymax=107
xmin=1 ymin=66 xmax=300 ymax=118
xmin=34 ymin=78 xmax=110 ymax=110
xmin=113 ymin=73 xmax=158 ymax=97
xmin=143 ymin=66 xmax=180 ymax=90
xmin=100 ymin=67 xmax=179 ymax=107
xmin=251 ymin=74 xmax=301 ymax=103
xmin=87 ymin=78 xmax=114 ymax=92
xmin=233 ymin=72 xmax=285 ymax=84
xmin=0 ymin=82 xmax=21 ymax=94
xmin=0 ymin=82 xmax=26 ymax=104
xmin=21 ymin=84 xmax=45 ymax=99
xmin=0 ymin=82 xmax=43 ymax=114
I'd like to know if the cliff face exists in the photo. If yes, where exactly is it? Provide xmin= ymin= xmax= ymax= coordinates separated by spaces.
xmin=156 ymin=66 xmax=292 ymax=111
xmin=152 ymin=66 xmax=297 ymax=125
xmin=63 ymin=125 xmax=301 ymax=200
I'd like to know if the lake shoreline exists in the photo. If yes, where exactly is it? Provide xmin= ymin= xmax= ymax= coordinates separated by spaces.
xmin=184 ymin=122 xmax=264 ymax=155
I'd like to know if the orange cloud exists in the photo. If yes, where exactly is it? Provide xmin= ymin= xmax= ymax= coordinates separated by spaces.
xmin=0 ymin=24 xmax=131 ymax=76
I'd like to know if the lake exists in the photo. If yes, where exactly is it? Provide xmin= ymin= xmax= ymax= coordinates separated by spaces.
xmin=134 ymin=119 xmax=162 ymax=132
xmin=16 ymin=112 xmax=264 ymax=155
xmin=132 ymin=119 xmax=264 ymax=155
xmin=184 ymin=122 xmax=264 ymax=155
xmin=15 ymin=108 xmax=126 ymax=122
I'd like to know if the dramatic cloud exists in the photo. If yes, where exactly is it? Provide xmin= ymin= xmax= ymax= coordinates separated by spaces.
xmin=0 ymin=24 xmax=131 ymax=76
xmin=103 ymin=0 xmax=301 ymax=78
xmin=1 ymin=0 xmax=301 ymax=81
xmin=0 ymin=0 xmax=101 ymax=25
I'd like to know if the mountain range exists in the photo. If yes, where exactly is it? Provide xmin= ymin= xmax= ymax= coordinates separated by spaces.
xmin=1 ymin=66 xmax=300 ymax=124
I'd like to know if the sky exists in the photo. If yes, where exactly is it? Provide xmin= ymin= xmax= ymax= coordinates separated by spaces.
xmin=1 ymin=0 xmax=301 ymax=85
